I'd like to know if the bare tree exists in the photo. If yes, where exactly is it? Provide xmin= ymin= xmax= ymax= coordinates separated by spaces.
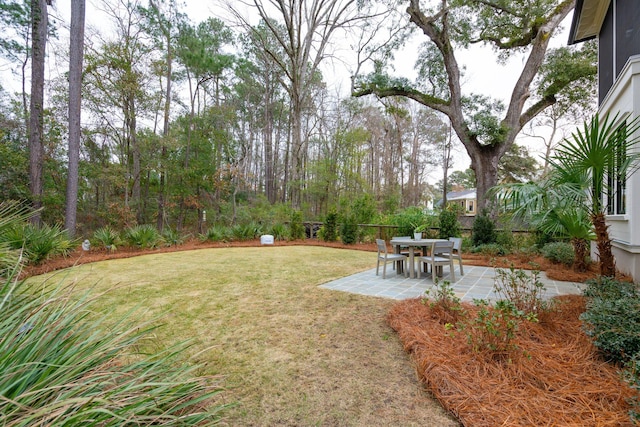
xmin=28 ymin=0 xmax=51 ymax=225
xmin=64 ymin=0 xmax=85 ymax=237
xmin=228 ymin=0 xmax=372 ymax=208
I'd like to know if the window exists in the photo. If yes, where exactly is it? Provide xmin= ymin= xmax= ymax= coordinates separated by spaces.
xmin=467 ymin=200 xmax=474 ymax=213
xmin=607 ymin=124 xmax=627 ymax=215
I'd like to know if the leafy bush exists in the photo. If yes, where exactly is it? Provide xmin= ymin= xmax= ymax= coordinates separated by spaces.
xmin=269 ymin=223 xmax=288 ymax=241
xmin=93 ymin=226 xmax=121 ymax=251
xmin=320 ymin=210 xmax=338 ymax=242
xmin=162 ymin=228 xmax=185 ymax=247
xmin=123 ymin=224 xmax=163 ymax=249
xmin=472 ymin=212 xmax=497 ymax=246
xmin=422 ymin=279 xmax=464 ymax=324
xmin=438 ymin=207 xmax=461 ymax=239
xmin=493 ymin=264 xmax=548 ymax=315
xmin=541 ymin=242 xmax=575 ymax=266
xmin=625 ymin=354 xmax=640 ymax=422
xmin=580 ymin=277 xmax=640 ymax=364
xmin=391 ymin=206 xmax=427 ymax=237
xmin=289 ymin=211 xmax=305 ymax=240
xmin=471 ymin=243 xmax=509 ymax=256
xmin=200 ymin=225 xmax=229 ymax=242
xmin=340 ymin=215 xmax=358 ymax=244
xmin=3 ymin=223 xmax=74 ymax=264
xmin=230 ymin=222 xmax=262 ymax=241
xmin=464 ymin=299 xmax=531 ymax=357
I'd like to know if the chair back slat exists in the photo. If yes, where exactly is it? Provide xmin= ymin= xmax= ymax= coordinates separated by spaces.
xmin=432 ymin=241 xmax=454 ymax=255
xmin=376 ymin=239 xmax=387 ymax=254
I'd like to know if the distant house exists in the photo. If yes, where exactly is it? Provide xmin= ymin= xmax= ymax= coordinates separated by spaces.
xmin=440 ymin=189 xmax=477 ymax=216
xmin=569 ymin=0 xmax=640 ymax=281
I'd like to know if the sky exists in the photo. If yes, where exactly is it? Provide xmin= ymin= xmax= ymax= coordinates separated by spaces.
xmin=44 ymin=0 xmax=583 ymax=178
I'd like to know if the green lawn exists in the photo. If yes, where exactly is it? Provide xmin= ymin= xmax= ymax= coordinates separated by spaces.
xmin=29 ymin=246 xmax=458 ymax=426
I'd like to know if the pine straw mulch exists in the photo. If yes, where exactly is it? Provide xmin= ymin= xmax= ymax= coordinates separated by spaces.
xmin=387 ymin=294 xmax=638 ymax=426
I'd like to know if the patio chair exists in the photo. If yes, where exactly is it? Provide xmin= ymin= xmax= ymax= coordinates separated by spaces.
xmin=447 ymin=237 xmax=464 ymax=275
xmin=376 ymin=239 xmax=408 ymax=279
xmin=392 ymin=236 xmax=413 ymax=259
xmin=418 ymin=241 xmax=455 ymax=281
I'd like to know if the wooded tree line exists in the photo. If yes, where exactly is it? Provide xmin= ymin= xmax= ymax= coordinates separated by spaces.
xmin=0 ymin=0 xmax=595 ymax=236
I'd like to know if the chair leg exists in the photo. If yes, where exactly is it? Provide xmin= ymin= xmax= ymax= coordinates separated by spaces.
xmin=449 ymin=261 xmax=455 ymax=282
xmin=382 ymin=261 xmax=387 ymax=279
xmin=458 ymin=257 xmax=464 ymax=275
xmin=376 ymin=259 xmax=380 ymax=276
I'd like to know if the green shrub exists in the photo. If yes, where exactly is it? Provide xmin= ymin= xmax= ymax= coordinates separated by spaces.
xmin=230 ymin=222 xmax=262 ymax=241
xmin=472 ymin=212 xmax=497 ymax=246
xmin=493 ymin=264 xmax=548 ymax=315
xmin=200 ymin=225 xmax=229 ymax=242
xmin=541 ymin=242 xmax=575 ymax=266
xmin=624 ymin=354 xmax=640 ymax=422
xmin=464 ymin=299 xmax=529 ymax=356
xmin=581 ymin=277 xmax=640 ymax=364
xmin=438 ymin=208 xmax=461 ymax=239
xmin=471 ymin=243 xmax=509 ymax=256
xmin=495 ymin=230 xmax=515 ymax=250
xmin=162 ymin=228 xmax=185 ymax=247
xmin=289 ymin=211 xmax=305 ymax=240
xmin=269 ymin=223 xmax=288 ymax=241
xmin=340 ymin=215 xmax=358 ymax=244
xmin=93 ymin=226 xmax=121 ymax=251
xmin=123 ymin=224 xmax=163 ymax=249
xmin=391 ymin=206 xmax=427 ymax=237
xmin=320 ymin=210 xmax=338 ymax=242
xmin=3 ymin=223 xmax=74 ymax=264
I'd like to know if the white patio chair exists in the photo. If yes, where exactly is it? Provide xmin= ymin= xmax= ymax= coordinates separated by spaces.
xmin=418 ymin=241 xmax=455 ymax=282
xmin=376 ymin=239 xmax=408 ymax=279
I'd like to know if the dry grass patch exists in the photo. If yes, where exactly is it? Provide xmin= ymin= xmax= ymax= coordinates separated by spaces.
xmin=30 ymin=246 xmax=457 ymax=426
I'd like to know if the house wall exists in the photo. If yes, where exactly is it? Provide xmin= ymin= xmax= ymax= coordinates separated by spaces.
xmin=598 ymin=54 xmax=640 ymax=279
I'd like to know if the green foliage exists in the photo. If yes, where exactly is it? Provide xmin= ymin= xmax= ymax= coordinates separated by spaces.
xmin=438 ymin=207 xmax=461 ymax=239
xmin=93 ymin=226 xmax=121 ymax=251
xmin=391 ymin=206 xmax=428 ymax=236
xmin=200 ymin=225 xmax=229 ymax=242
xmin=288 ymin=211 xmax=305 ymax=241
xmin=230 ymin=222 xmax=262 ymax=241
xmin=472 ymin=212 xmax=497 ymax=246
xmin=422 ymin=279 xmax=464 ymax=323
xmin=465 ymin=299 xmax=527 ymax=356
xmin=0 ymin=272 xmax=226 ymax=424
xmin=581 ymin=277 xmax=640 ymax=364
xmin=320 ymin=210 xmax=338 ymax=242
xmin=624 ymin=354 xmax=640 ymax=422
xmin=123 ymin=224 xmax=163 ymax=249
xmin=2 ymin=222 xmax=74 ymax=265
xmin=269 ymin=223 xmax=288 ymax=241
xmin=471 ymin=243 xmax=509 ymax=257
xmin=493 ymin=264 xmax=547 ymax=315
xmin=339 ymin=215 xmax=358 ymax=245
xmin=541 ymin=242 xmax=575 ymax=266
xmin=162 ymin=228 xmax=185 ymax=247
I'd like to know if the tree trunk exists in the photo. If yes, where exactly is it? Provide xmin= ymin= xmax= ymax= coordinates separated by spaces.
xmin=571 ymin=237 xmax=588 ymax=272
xmin=468 ymin=144 xmax=500 ymax=213
xmin=29 ymin=0 xmax=48 ymax=225
xmin=592 ymin=212 xmax=616 ymax=277
xmin=65 ymin=0 xmax=85 ymax=237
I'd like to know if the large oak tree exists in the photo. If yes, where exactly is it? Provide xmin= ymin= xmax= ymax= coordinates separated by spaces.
xmin=353 ymin=0 xmax=596 ymax=211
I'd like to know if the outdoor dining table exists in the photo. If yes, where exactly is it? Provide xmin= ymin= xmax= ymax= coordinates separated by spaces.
xmin=389 ymin=238 xmax=448 ymax=279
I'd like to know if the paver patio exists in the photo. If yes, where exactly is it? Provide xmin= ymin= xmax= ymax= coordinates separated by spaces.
xmin=320 ymin=264 xmax=585 ymax=301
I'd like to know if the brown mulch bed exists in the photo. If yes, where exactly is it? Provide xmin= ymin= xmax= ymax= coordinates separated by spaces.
xmin=387 ymin=295 xmax=638 ymax=426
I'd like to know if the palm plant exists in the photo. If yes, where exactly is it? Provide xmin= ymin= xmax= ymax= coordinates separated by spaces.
xmin=493 ymin=179 xmax=594 ymax=272
xmin=549 ymin=113 xmax=640 ymax=276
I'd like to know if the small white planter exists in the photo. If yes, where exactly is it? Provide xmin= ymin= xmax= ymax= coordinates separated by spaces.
xmin=414 ymin=232 xmax=422 ymax=240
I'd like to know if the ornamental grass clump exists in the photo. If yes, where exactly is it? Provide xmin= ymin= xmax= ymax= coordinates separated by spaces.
xmin=0 ymin=272 xmax=226 ymax=425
